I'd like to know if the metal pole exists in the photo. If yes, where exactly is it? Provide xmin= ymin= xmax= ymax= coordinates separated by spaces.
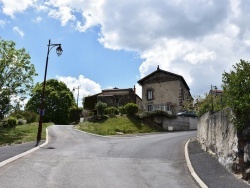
xmin=36 ymin=40 xmax=50 ymax=146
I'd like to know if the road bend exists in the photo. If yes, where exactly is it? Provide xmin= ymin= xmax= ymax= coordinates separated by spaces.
xmin=0 ymin=125 xmax=198 ymax=188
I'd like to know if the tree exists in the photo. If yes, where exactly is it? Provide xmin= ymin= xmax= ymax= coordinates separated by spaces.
xmin=25 ymin=79 xmax=75 ymax=124
xmin=0 ymin=95 xmax=11 ymax=119
xmin=95 ymin=101 xmax=107 ymax=116
xmin=124 ymin=103 xmax=138 ymax=115
xmin=0 ymin=38 xmax=37 ymax=118
xmin=195 ymin=94 xmax=226 ymax=117
xmin=222 ymin=59 xmax=250 ymax=130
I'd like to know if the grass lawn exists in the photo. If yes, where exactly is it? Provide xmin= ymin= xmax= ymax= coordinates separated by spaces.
xmin=0 ymin=123 xmax=52 ymax=146
xmin=75 ymin=115 xmax=163 ymax=135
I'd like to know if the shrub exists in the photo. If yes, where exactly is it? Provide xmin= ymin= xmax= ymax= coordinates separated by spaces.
xmin=105 ymin=107 xmax=119 ymax=115
xmin=124 ymin=103 xmax=138 ymax=115
xmin=15 ymin=114 xmax=23 ymax=119
xmin=7 ymin=117 xmax=17 ymax=128
xmin=118 ymin=106 xmax=126 ymax=115
xmin=222 ymin=59 xmax=250 ymax=130
xmin=10 ymin=110 xmax=38 ymax=123
xmin=24 ymin=111 xmax=38 ymax=123
xmin=88 ymin=115 xmax=108 ymax=122
xmin=18 ymin=119 xmax=27 ymax=125
xmin=139 ymin=110 xmax=176 ymax=119
xmin=95 ymin=101 xmax=107 ymax=116
xmin=69 ymin=107 xmax=83 ymax=123
xmin=1 ymin=119 xmax=8 ymax=128
xmin=195 ymin=94 xmax=226 ymax=117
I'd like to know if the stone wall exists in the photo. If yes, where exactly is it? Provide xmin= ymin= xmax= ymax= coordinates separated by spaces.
xmin=197 ymin=110 xmax=238 ymax=171
xmin=154 ymin=116 xmax=197 ymax=131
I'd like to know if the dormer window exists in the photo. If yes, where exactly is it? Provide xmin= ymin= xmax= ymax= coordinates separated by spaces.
xmin=147 ymin=89 xmax=153 ymax=100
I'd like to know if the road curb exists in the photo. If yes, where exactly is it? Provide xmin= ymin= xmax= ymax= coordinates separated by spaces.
xmin=74 ymin=128 xmax=167 ymax=138
xmin=185 ymin=138 xmax=208 ymax=188
xmin=0 ymin=128 xmax=49 ymax=168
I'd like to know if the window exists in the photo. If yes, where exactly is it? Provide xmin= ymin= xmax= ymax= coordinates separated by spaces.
xmin=147 ymin=105 xmax=153 ymax=112
xmin=147 ymin=90 xmax=153 ymax=100
xmin=164 ymin=105 xmax=171 ymax=111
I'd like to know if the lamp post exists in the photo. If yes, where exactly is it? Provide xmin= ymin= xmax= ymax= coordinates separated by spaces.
xmin=73 ymin=86 xmax=80 ymax=108
xmin=210 ymin=85 xmax=217 ymax=114
xmin=36 ymin=39 xmax=63 ymax=146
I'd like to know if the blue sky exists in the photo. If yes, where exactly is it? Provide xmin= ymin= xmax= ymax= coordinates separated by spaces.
xmin=1 ymin=0 xmax=250 ymax=107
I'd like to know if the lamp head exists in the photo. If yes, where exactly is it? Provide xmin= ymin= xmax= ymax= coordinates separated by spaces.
xmin=56 ymin=45 xmax=63 ymax=56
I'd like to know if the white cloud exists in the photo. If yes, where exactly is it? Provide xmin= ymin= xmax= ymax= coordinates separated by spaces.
xmin=135 ymin=84 xmax=142 ymax=99
xmin=56 ymin=75 xmax=102 ymax=107
xmin=184 ymin=51 xmax=216 ymax=65
xmin=5 ymin=0 xmax=250 ymax=97
xmin=1 ymin=0 xmax=36 ymax=18
xmin=0 ymin=20 xmax=6 ymax=28
xmin=48 ymin=6 xmax=76 ymax=26
xmin=13 ymin=26 xmax=25 ymax=38
xmin=32 ymin=16 xmax=42 ymax=23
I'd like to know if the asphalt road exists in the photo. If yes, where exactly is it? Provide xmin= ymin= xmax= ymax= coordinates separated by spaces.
xmin=0 ymin=125 xmax=198 ymax=188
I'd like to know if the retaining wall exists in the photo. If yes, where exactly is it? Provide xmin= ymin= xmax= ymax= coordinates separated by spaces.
xmin=197 ymin=110 xmax=238 ymax=171
xmin=154 ymin=116 xmax=197 ymax=131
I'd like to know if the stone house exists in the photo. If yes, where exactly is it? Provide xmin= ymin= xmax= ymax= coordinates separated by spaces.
xmin=137 ymin=66 xmax=192 ymax=114
xmin=84 ymin=87 xmax=142 ymax=110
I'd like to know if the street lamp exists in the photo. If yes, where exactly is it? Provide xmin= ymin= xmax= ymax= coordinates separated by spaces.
xmin=36 ymin=39 xmax=63 ymax=146
xmin=72 ymin=86 xmax=80 ymax=108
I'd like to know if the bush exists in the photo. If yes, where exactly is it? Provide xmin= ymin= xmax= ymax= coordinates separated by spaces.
xmin=24 ymin=111 xmax=38 ymax=123
xmin=10 ymin=110 xmax=38 ymax=123
xmin=118 ymin=106 xmax=126 ymax=115
xmin=95 ymin=101 xmax=107 ymax=116
xmin=1 ymin=119 xmax=8 ymax=128
xmin=88 ymin=115 xmax=108 ymax=122
xmin=222 ymin=59 xmax=250 ymax=130
xmin=15 ymin=114 xmax=23 ymax=119
xmin=18 ymin=119 xmax=27 ymax=125
xmin=139 ymin=110 xmax=176 ymax=119
xmin=7 ymin=117 xmax=17 ymax=128
xmin=105 ymin=107 xmax=119 ymax=115
xmin=69 ymin=107 xmax=83 ymax=123
xmin=124 ymin=103 xmax=138 ymax=115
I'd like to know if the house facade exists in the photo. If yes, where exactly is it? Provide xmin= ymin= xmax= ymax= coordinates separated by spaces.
xmin=84 ymin=87 xmax=142 ymax=110
xmin=137 ymin=66 xmax=192 ymax=114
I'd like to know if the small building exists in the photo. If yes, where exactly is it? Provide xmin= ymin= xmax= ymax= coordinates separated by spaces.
xmin=84 ymin=86 xmax=142 ymax=110
xmin=137 ymin=66 xmax=193 ymax=114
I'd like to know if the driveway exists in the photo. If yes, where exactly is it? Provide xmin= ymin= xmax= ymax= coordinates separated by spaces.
xmin=0 ymin=125 xmax=198 ymax=188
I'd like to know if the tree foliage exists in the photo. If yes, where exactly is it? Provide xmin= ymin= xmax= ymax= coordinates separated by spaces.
xmin=95 ymin=101 xmax=107 ymax=116
xmin=69 ymin=107 xmax=83 ymax=123
xmin=25 ymin=79 xmax=75 ymax=125
xmin=0 ymin=38 xmax=37 ymax=118
xmin=10 ymin=110 xmax=38 ymax=123
xmin=222 ymin=59 xmax=250 ymax=130
xmin=104 ymin=107 xmax=119 ymax=115
xmin=195 ymin=94 xmax=226 ymax=117
xmin=124 ymin=103 xmax=138 ymax=115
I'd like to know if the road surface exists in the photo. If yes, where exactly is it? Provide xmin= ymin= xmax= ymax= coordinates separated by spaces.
xmin=0 ymin=125 xmax=198 ymax=188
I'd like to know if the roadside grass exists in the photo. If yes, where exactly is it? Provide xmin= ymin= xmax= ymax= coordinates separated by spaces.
xmin=75 ymin=115 xmax=162 ymax=135
xmin=0 ymin=123 xmax=52 ymax=146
